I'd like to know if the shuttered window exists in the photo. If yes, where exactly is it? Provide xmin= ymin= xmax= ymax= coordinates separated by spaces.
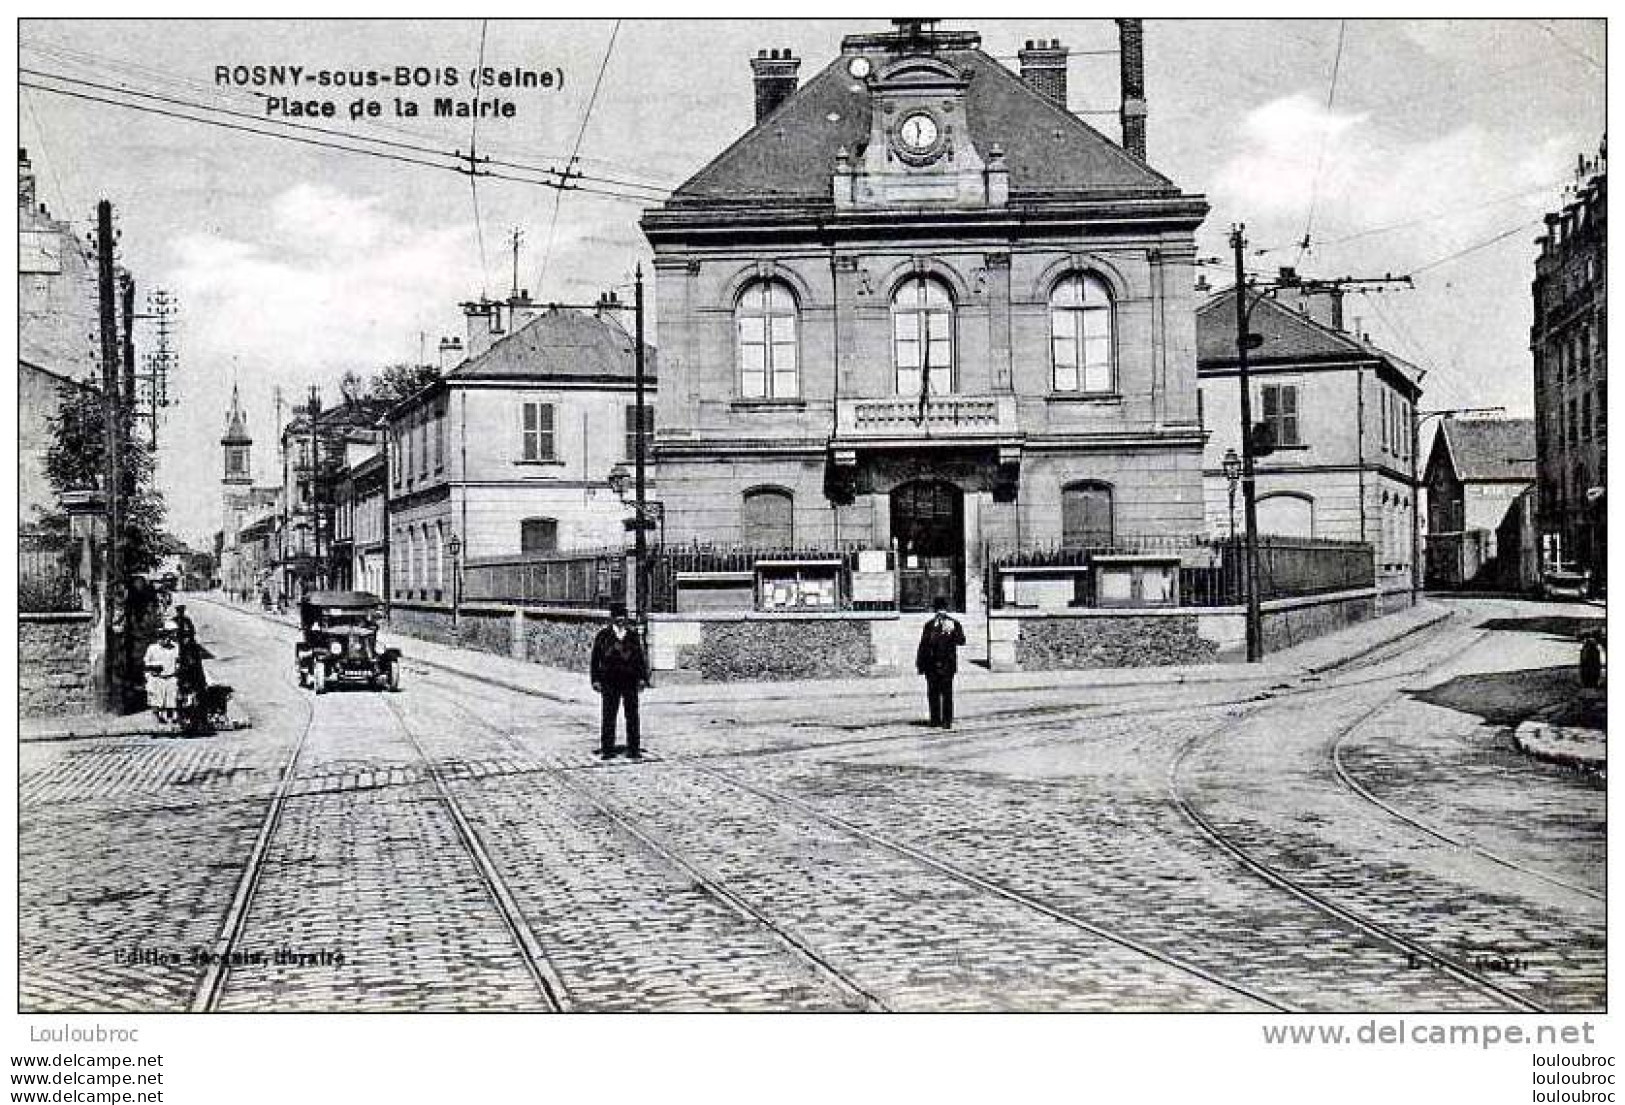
xmin=1061 ymin=482 xmax=1114 ymax=548
xmin=741 ymin=488 xmax=793 ymax=547
xmin=1261 ymin=383 xmax=1301 ymax=447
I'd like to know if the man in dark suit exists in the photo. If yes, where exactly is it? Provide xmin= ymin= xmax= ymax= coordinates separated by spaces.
xmin=591 ymin=602 xmax=650 ymax=760
xmin=915 ymin=596 xmax=966 ymax=729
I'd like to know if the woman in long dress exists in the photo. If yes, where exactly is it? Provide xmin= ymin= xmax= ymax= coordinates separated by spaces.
xmin=144 ymin=624 xmax=181 ymax=722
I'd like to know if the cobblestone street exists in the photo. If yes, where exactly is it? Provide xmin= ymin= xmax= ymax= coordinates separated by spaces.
xmin=18 ymin=596 xmax=1605 ymax=1013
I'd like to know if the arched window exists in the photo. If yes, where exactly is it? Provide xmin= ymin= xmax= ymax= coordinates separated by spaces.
xmin=736 ymin=281 xmax=799 ymax=399
xmin=521 ymin=517 xmax=558 ymax=554
xmin=1061 ymin=482 xmax=1114 ymax=548
xmin=1257 ymin=492 xmax=1315 ymax=538
xmin=1050 ymin=274 xmax=1114 ymax=393
xmin=892 ymin=276 xmax=954 ymax=397
xmin=741 ymin=487 xmax=793 ymax=548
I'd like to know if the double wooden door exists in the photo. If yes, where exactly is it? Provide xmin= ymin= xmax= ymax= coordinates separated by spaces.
xmin=891 ymin=480 xmax=964 ymax=612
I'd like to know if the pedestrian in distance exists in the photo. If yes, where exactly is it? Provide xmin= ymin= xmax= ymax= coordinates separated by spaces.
xmin=143 ymin=621 xmax=181 ymax=724
xmin=916 ymin=595 xmax=966 ymax=729
xmin=591 ymin=602 xmax=650 ymax=761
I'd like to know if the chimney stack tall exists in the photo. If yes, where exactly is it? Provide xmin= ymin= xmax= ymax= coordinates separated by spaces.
xmin=1017 ymin=39 xmax=1069 ymax=110
xmin=750 ymin=48 xmax=801 ymax=124
xmin=1116 ymin=18 xmax=1147 ymax=161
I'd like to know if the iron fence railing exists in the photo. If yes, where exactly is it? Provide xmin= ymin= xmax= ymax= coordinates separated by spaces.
xmin=462 ymin=547 xmax=626 ymax=609
xmin=986 ymin=533 xmax=1374 ymax=610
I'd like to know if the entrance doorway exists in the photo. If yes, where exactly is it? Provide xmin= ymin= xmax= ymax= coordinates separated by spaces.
xmin=891 ymin=479 xmax=964 ymax=611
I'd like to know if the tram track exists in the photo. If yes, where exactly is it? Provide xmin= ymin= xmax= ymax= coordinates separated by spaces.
xmin=426 ymin=690 xmax=1290 ymax=1012
xmin=191 ymin=613 xmax=569 ymax=1012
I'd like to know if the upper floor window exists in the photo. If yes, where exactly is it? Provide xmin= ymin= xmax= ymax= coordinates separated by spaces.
xmin=736 ymin=281 xmax=799 ymax=399
xmin=1061 ymin=482 xmax=1114 ymax=548
xmin=521 ymin=517 xmax=558 ymax=555
xmin=741 ymin=487 xmax=793 ymax=547
xmin=520 ymin=400 xmax=555 ymax=462
xmin=434 ymin=404 xmax=446 ymax=472
xmin=1050 ymin=274 xmax=1114 ymax=393
xmin=892 ymin=276 xmax=954 ymax=397
xmin=1260 ymin=383 xmax=1301 ymax=448
xmin=625 ymin=405 xmax=655 ymax=461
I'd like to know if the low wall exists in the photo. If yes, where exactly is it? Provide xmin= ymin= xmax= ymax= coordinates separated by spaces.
xmin=20 ymin=612 xmax=97 ymax=717
xmin=668 ymin=617 xmax=876 ymax=682
xmin=989 ymin=587 xmax=1380 ymax=671
xmin=388 ymin=601 xmax=605 ymax=673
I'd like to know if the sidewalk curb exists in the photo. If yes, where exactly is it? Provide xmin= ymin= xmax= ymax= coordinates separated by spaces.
xmin=1301 ymin=606 xmax=1454 ymax=677
xmin=1512 ymin=720 xmax=1606 ymax=775
xmin=195 ymin=594 xmax=1454 ymax=706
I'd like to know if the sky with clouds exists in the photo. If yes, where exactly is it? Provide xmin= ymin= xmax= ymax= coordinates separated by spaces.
xmin=17 ymin=17 xmax=1605 ymax=543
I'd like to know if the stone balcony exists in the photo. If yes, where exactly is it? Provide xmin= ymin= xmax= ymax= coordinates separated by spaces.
xmin=831 ymin=394 xmax=1022 ymax=460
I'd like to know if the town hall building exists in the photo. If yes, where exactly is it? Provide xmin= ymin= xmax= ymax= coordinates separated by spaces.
xmin=641 ymin=20 xmax=1210 ymax=612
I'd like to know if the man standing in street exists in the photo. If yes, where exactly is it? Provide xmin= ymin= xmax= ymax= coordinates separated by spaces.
xmin=591 ymin=602 xmax=650 ymax=760
xmin=916 ymin=596 xmax=966 ymax=729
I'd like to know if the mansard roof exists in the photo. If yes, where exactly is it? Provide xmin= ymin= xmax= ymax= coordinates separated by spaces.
xmin=448 ymin=307 xmax=657 ymax=384
xmin=1196 ymin=288 xmax=1424 ymax=397
xmin=662 ymin=45 xmax=1179 ymax=211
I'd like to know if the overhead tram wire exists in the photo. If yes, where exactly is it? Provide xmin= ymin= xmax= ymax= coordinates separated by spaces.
xmin=468 ymin=19 xmax=493 ymax=297
xmin=20 ymin=67 xmax=667 ymax=203
xmin=20 ymin=75 xmax=666 ymax=205
xmin=22 ymin=37 xmax=675 ymax=187
xmin=1293 ymin=18 xmax=1348 ymax=268
xmin=537 ymin=19 xmax=622 ymax=299
xmin=1404 ymin=218 xmax=1544 ymax=279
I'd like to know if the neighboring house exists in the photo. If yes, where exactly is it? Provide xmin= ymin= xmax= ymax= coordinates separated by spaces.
xmin=1531 ymin=145 xmax=1605 ymax=589
xmin=273 ymin=396 xmax=386 ymax=602
xmin=19 ymin=149 xmax=103 ymax=530
xmin=640 ymin=20 xmax=1208 ymax=613
xmin=384 ymin=296 xmax=656 ymax=605
xmin=333 ymin=449 xmax=386 ymax=595
xmin=1422 ymin=418 xmax=1536 ymax=589
xmin=1197 ymin=286 xmax=1424 ymax=590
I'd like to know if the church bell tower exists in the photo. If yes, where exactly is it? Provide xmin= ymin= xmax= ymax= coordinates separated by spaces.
xmin=221 ymin=383 xmax=253 ymax=543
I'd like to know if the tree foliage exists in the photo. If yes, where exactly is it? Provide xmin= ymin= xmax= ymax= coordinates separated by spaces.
xmin=367 ymin=363 xmax=442 ymax=406
xmin=43 ymin=384 xmax=168 ymax=577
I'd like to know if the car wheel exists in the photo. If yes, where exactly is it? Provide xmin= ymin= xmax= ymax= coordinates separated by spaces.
xmin=313 ymin=664 xmax=328 ymax=695
xmin=386 ymin=662 xmax=400 ymax=692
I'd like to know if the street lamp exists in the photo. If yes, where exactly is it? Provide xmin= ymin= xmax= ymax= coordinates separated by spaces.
xmin=445 ymin=532 xmax=463 ymax=628
xmin=1222 ymin=448 xmax=1242 ymax=544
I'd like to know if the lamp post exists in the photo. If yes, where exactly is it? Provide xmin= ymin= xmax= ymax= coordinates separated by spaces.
xmin=1222 ymin=447 xmax=1242 ymax=545
xmin=446 ymin=532 xmax=463 ymax=628
xmin=608 ymin=460 xmax=664 ymax=578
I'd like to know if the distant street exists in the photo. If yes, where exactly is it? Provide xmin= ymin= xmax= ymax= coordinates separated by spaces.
xmin=19 ymin=596 xmax=1604 ymax=1013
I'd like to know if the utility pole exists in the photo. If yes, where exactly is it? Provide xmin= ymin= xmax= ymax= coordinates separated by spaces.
xmin=508 ymin=228 xmax=525 ymax=299
xmin=308 ymin=385 xmax=323 ymax=591
xmin=95 ymin=200 xmax=125 ymax=711
xmin=1230 ymin=226 xmax=1264 ymax=662
xmin=633 ymin=265 xmax=648 ymax=639
xmin=119 ymin=273 xmax=137 ymax=418
xmin=1228 ymin=228 xmax=1414 ymax=658
xmin=133 ymin=288 xmax=176 ymax=451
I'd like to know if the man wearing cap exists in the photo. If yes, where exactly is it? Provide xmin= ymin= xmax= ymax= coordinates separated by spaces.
xmin=590 ymin=602 xmax=650 ymax=760
xmin=915 ymin=596 xmax=966 ymax=729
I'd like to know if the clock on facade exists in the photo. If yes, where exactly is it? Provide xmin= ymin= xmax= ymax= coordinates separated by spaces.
xmin=897 ymin=111 xmax=940 ymax=154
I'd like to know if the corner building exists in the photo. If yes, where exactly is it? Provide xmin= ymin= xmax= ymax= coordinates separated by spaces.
xmin=642 ymin=22 xmax=1209 ymax=612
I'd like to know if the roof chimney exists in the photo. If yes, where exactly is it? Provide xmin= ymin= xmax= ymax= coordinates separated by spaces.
xmin=1017 ymin=38 xmax=1068 ymax=111
xmin=461 ymin=299 xmax=505 ymax=360
xmin=750 ymin=48 xmax=801 ymax=124
xmin=18 ymin=147 xmax=36 ymax=213
xmin=1116 ymin=18 xmax=1147 ymax=161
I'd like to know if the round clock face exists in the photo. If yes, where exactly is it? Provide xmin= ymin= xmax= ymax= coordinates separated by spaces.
xmin=897 ymin=112 xmax=940 ymax=153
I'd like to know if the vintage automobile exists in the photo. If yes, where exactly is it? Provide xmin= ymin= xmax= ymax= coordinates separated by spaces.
xmin=295 ymin=591 xmax=402 ymax=693
xmin=1541 ymin=564 xmax=1592 ymax=602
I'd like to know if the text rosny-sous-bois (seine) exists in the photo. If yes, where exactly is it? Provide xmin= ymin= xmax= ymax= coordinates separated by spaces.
xmin=214 ymin=64 xmax=563 ymax=120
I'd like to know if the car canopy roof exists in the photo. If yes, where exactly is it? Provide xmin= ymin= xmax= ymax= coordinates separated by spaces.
xmin=302 ymin=590 xmax=383 ymax=610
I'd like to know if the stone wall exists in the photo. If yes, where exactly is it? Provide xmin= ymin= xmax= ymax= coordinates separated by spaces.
xmin=1014 ymin=614 xmax=1217 ymax=670
xmin=523 ymin=614 xmax=601 ymax=673
xmin=20 ymin=613 xmax=96 ymax=717
xmin=687 ymin=619 xmax=874 ymax=682
xmin=1263 ymin=593 xmax=1374 ymax=652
